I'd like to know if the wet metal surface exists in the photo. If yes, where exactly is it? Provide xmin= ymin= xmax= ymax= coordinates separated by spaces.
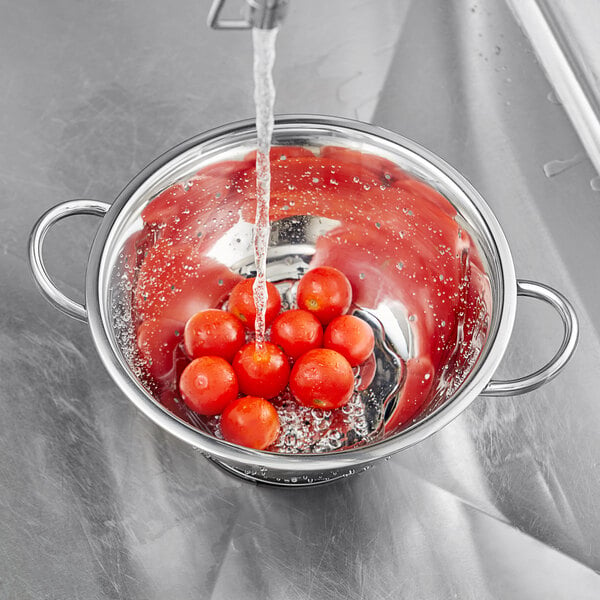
xmin=2 ymin=0 xmax=600 ymax=597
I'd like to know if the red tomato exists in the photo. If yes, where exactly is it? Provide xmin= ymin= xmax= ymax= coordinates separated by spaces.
xmin=289 ymin=348 xmax=355 ymax=410
xmin=232 ymin=341 xmax=290 ymax=399
xmin=183 ymin=309 xmax=245 ymax=362
xmin=296 ymin=266 xmax=352 ymax=325
xmin=179 ymin=356 xmax=239 ymax=416
xmin=270 ymin=309 xmax=323 ymax=360
xmin=323 ymin=315 xmax=375 ymax=367
xmin=137 ymin=317 xmax=186 ymax=380
xmin=227 ymin=278 xmax=282 ymax=330
xmin=220 ymin=396 xmax=280 ymax=450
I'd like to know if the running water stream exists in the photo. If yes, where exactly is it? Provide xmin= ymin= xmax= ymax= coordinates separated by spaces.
xmin=252 ymin=27 xmax=278 ymax=344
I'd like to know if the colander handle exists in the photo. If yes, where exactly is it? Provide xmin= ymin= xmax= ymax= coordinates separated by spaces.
xmin=481 ymin=279 xmax=579 ymax=396
xmin=28 ymin=199 xmax=111 ymax=323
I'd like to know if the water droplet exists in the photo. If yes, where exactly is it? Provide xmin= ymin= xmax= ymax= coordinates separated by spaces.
xmin=547 ymin=90 xmax=561 ymax=105
xmin=543 ymin=154 xmax=585 ymax=177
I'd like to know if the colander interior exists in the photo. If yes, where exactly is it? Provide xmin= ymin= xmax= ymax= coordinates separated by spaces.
xmin=99 ymin=119 xmax=507 ymax=458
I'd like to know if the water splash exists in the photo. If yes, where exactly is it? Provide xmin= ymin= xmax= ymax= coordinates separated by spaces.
xmin=252 ymin=27 xmax=278 ymax=344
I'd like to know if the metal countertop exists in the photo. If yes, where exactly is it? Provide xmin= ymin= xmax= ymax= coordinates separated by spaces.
xmin=2 ymin=0 xmax=600 ymax=598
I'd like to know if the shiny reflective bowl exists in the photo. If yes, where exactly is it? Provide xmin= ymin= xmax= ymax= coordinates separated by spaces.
xmin=29 ymin=115 xmax=579 ymax=486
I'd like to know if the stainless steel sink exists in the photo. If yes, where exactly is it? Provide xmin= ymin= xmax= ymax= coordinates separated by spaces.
xmin=2 ymin=0 xmax=600 ymax=597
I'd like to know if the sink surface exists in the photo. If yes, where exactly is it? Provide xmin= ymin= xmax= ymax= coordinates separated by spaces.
xmin=2 ymin=0 xmax=599 ymax=597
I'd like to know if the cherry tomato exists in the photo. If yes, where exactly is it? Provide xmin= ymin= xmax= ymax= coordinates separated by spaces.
xmin=270 ymin=309 xmax=323 ymax=360
xmin=137 ymin=316 xmax=186 ymax=380
xmin=323 ymin=314 xmax=375 ymax=367
xmin=183 ymin=309 xmax=245 ymax=362
xmin=296 ymin=266 xmax=352 ymax=325
xmin=227 ymin=278 xmax=282 ymax=330
xmin=289 ymin=348 xmax=355 ymax=410
xmin=179 ymin=356 xmax=239 ymax=416
xmin=232 ymin=341 xmax=290 ymax=399
xmin=220 ymin=396 xmax=280 ymax=450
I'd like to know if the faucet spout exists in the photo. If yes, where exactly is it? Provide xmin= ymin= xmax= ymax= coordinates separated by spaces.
xmin=208 ymin=0 xmax=289 ymax=30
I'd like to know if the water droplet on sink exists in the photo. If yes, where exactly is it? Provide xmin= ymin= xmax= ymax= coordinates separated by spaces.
xmin=547 ymin=90 xmax=562 ymax=105
xmin=543 ymin=154 xmax=585 ymax=178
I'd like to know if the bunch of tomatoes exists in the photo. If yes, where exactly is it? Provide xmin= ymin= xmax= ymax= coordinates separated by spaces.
xmin=176 ymin=266 xmax=375 ymax=450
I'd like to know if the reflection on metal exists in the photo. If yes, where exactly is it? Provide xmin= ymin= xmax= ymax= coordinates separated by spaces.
xmin=507 ymin=0 xmax=600 ymax=177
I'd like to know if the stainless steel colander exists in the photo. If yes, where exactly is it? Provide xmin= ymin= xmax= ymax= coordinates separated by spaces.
xmin=29 ymin=116 xmax=578 ymax=485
